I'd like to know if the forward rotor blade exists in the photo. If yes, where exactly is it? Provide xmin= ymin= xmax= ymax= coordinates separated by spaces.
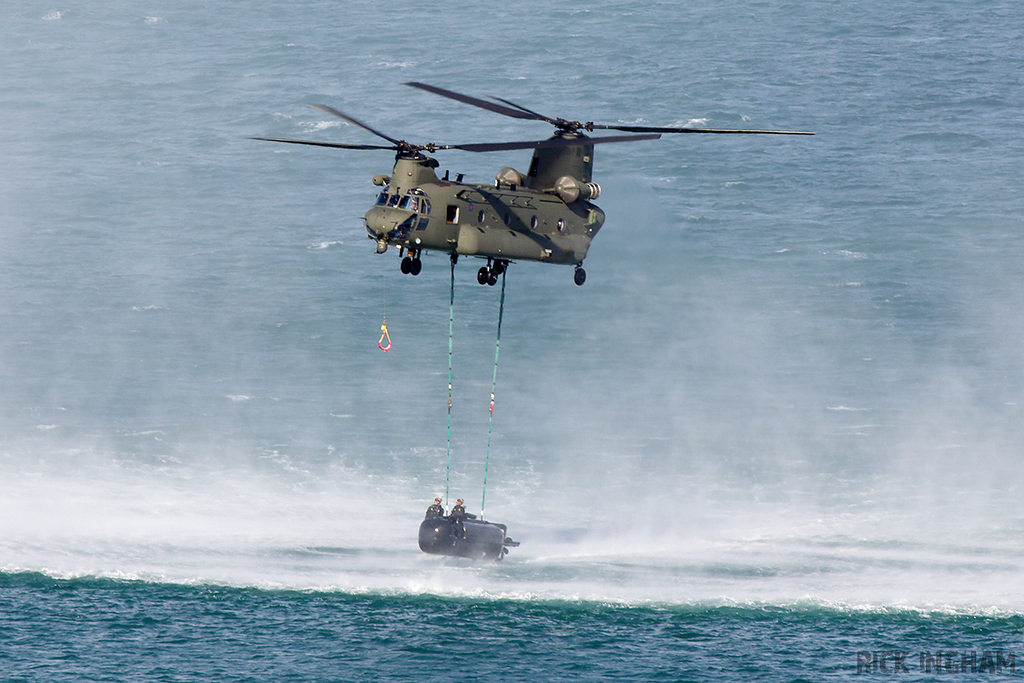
xmin=592 ymin=123 xmax=815 ymax=135
xmin=454 ymin=139 xmax=564 ymax=153
xmin=406 ymin=82 xmax=545 ymax=122
xmin=308 ymin=104 xmax=404 ymax=145
xmin=251 ymin=137 xmax=396 ymax=151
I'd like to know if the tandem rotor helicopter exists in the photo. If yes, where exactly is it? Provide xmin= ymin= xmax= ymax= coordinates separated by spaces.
xmin=255 ymin=82 xmax=813 ymax=286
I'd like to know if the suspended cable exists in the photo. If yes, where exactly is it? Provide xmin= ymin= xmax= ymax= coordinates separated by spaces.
xmin=444 ymin=254 xmax=456 ymax=506
xmin=481 ymin=269 xmax=506 ymax=519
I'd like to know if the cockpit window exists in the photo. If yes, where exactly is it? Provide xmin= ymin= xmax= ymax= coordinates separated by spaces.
xmin=374 ymin=191 xmax=390 ymax=206
xmin=386 ymin=194 xmax=400 ymax=208
xmin=398 ymin=195 xmax=432 ymax=214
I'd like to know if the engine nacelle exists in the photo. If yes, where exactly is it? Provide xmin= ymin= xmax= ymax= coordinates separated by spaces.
xmin=553 ymin=175 xmax=601 ymax=203
xmin=495 ymin=167 xmax=525 ymax=188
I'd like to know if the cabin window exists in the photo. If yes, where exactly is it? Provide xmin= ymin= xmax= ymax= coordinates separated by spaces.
xmin=530 ymin=215 xmax=539 ymax=230
xmin=477 ymin=210 xmax=486 ymax=224
xmin=446 ymin=205 xmax=459 ymax=224
xmin=503 ymin=213 xmax=511 ymax=227
xmin=557 ymin=218 xmax=565 ymax=233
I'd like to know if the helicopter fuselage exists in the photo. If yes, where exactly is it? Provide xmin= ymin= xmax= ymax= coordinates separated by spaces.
xmin=364 ymin=153 xmax=604 ymax=268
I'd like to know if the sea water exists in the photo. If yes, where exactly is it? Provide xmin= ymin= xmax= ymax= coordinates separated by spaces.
xmin=2 ymin=0 xmax=1024 ymax=679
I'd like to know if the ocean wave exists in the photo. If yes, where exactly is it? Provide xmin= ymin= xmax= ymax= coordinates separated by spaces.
xmin=4 ymin=567 xmax=1023 ymax=619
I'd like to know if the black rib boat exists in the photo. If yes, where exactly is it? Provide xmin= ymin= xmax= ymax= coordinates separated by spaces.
xmin=418 ymin=514 xmax=519 ymax=561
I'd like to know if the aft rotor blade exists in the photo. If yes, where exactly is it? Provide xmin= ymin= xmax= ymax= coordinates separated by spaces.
xmin=570 ymin=133 xmax=663 ymax=145
xmin=592 ymin=123 xmax=815 ymax=135
xmin=455 ymin=133 xmax=660 ymax=153
xmin=487 ymin=96 xmax=559 ymax=125
xmin=406 ymin=82 xmax=546 ymax=122
xmin=251 ymin=137 xmax=396 ymax=151
xmin=308 ymin=104 xmax=404 ymax=146
xmin=406 ymin=82 xmax=814 ymax=136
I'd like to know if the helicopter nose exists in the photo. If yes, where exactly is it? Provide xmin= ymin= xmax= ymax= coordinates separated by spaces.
xmin=364 ymin=207 xmax=389 ymax=237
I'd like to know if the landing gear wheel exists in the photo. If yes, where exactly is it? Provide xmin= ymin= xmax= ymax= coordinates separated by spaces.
xmin=574 ymin=266 xmax=587 ymax=286
xmin=487 ymin=271 xmax=499 ymax=286
xmin=477 ymin=267 xmax=489 ymax=285
xmin=410 ymin=258 xmax=422 ymax=276
xmin=400 ymin=256 xmax=412 ymax=274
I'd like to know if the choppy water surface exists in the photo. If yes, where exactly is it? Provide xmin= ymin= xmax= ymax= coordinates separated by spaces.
xmin=2 ymin=0 xmax=1024 ymax=679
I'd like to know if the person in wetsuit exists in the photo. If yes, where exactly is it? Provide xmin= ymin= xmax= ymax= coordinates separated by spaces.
xmin=449 ymin=498 xmax=467 ymax=538
xmin=426 ymin=497 xmax=445 ymax=518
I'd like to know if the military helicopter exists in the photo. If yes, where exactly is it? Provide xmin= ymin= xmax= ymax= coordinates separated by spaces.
xmin=255 ymin=82 xmax=813 ymax=286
